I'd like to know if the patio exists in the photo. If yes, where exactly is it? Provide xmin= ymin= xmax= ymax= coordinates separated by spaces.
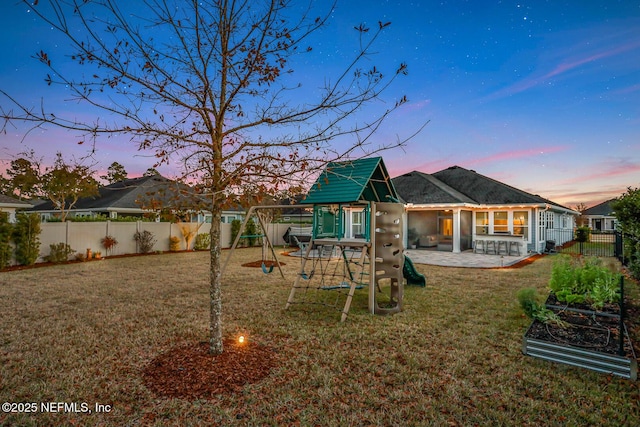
xmin=405 ymin=249 xmax=532 ymax=268
xmin=285 ymin=247 xmax=532 ymax=268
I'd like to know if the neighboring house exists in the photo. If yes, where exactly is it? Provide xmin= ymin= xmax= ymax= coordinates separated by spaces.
xmin=393 ymin=166 xmax=579 ymax=254
xmin=278 ymin=196 xmax=314 ymax=224
xmin=0 ymin=194 xmax=33 ymax=222
xmin=29 ymin=174 xmax=244 ymax=223
xmin=582 ymin=199 xmax=617 ymax=232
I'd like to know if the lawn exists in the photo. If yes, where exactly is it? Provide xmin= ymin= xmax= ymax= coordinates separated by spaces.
xmin=1 ymin=249 xmax=639 ymax=426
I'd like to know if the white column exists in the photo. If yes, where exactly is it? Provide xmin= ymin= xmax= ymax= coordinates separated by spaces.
xmin=453 ymin=208 xmax=461 ymax=253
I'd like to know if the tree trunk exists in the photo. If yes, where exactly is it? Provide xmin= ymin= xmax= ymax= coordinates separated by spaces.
xmin=209 ymin=202 xmax=224 ymax=355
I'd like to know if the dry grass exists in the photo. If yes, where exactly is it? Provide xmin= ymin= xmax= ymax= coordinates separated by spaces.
xmin=1 ymin=249 xmax=639 ymax=426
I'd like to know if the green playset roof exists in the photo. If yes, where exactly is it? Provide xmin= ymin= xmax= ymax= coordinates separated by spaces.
xmin=302 ymin=157 xmax=399 ymax=204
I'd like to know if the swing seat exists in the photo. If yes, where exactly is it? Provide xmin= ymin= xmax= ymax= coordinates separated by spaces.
xmin=300 ymin=271 xmax=314 ymax=280
xmin=261 ymin=262 xmax=274 ymax=274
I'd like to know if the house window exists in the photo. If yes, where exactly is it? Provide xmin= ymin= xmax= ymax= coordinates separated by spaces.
xmin=351 ymin=211 xmax=363 ymax=237
xmin=475 ymin=212 xmax=489 ymax=235
xmin=493 ymin=211 xmax=509 ymax=233
xmin=514 ymin=211 xmax=528 ymax=239
xmin=546 ymin=212 xmax=555 ymax=229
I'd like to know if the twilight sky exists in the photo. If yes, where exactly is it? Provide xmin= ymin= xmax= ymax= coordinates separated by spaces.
xmin=1 ymin=1 xmax=639 ymax=208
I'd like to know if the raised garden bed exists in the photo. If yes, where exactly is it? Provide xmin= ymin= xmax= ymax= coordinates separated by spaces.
xmin=522 ymin=293 xmax=637 ymax=380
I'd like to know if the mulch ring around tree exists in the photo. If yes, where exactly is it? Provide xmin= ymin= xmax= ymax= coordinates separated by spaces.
xmin=142 ymin=338 xmax=278 ymax=399
xmin=241 ymin=260 xmax=285 ymax=268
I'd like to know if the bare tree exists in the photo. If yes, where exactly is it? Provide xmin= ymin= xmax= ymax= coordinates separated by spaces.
xmin=573 ymin=202 xmax=588 ymax=227
xmin=1 ymin=0 xmax=422 ymax=354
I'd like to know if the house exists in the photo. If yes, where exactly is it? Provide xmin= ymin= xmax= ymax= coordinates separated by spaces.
xmin=392 ymin=166 xmax=579 ymax=254
xmin=29 ymin=174 xmax=244 ymax=223
xmin=0 ymin=194 xmax=33 ymax=222
xmin=582 ymin=199 xmax=617 ymax=232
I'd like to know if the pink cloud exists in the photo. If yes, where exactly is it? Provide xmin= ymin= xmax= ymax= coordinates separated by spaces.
xmin=461 ymin=145 xmax=568 ymax=168
xmin=484 ymin=38 xmax=640 ymax=101
xmin=613 ymin=83 xmax=640 ymax=95
xmin=554 ymin=160 xmax=640 ymax=186
xmin=542 ymin=188 xmax=627 ymax=209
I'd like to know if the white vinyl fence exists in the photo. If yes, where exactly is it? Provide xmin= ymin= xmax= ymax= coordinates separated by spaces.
xmin=38 ymin=221 xmax=217 ymax=261
xmin=35 ymin=221 xmax=295 ymax=263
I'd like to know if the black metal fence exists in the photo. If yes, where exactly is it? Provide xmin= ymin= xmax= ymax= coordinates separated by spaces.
xmin=556 ymin=230 xmax=620 ymax=258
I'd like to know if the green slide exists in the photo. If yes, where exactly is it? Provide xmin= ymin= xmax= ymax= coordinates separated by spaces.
xmin=403 ymin=256 xmax=426 ymax=287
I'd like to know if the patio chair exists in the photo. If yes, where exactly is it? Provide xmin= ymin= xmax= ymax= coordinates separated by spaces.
xmin=473 ymin=240 xmax=486 ymax=254
xmin=508 ymin=241 xmax=521 ymax=256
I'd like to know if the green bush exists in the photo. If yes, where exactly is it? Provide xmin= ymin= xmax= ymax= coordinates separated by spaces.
xmin=134 ymin=230 xmax=156 ymax=253
xmin=626 ymin=241 xmax=640 ymax=284
xmin=244 ymin=218 xmax=260 ymax=247
xmin=194 ymin=233 xmax=211 ymax=250
xmin=231 ymin=219 xmax=242 ymax=247
xmin=45 ymin=242 xmax=75 ymax=263
xmin=12 ymin=213 xmax=41 ymax=266
xmin=575 ymin=226 xmax=591 ymax=243
xmin=0 ymin=213 xmax=12 ymax=269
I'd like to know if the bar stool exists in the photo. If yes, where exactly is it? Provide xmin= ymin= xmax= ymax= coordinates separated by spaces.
xmin=508 ymin=241 xmax=521 ymax=256
xmin=497 ymin=240 xmax=508 ymax=255
xmin=485 ymin=240 xmax=496 ymax=254
xmin=474 ymin=240 xmax=485 ymax=254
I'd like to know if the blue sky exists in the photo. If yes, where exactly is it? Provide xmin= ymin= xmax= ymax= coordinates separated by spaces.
xmin=1 ymin=1 xmax=639 ymax=208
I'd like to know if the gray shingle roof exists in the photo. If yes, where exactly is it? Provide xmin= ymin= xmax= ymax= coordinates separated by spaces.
xmin=392 ymin=171 xmax=476 ymax=204
xmin=583 ymin=199 xmax=616 ymax=216
xmin=393 ymin=165 xmax=573 ymax=211
xmin=0 ymin=194 xmax=33 ymax=207
xmin=31 ymin=175 xmax=205 ymax=212
xmin=432 ymin=166 xmax=553 ymax=205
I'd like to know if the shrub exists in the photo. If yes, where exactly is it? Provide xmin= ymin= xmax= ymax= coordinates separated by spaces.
xmin=0 ymin=213 xmax=13 ymax=269
xmin=45 ymin=242 xmax=75 ymax=263
xmin=12 ymin=213 xmax=41 ymax=266
xmin=194 ymin=233 xmax=211 ymax=250
xmin=231 ymin=219 xmax=242 ymax=247
xmin=575 ymin=226 xmax=591 ymax=243
xmin=169 ymin=236 xmax=181 ymax=251
xmin=134 ymin=230 xmax=156 ymax=254
xmin=100 ymin=235 xmax=118 ymax=255
xmin=244 ymin=218 xmax=260 ymax=247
